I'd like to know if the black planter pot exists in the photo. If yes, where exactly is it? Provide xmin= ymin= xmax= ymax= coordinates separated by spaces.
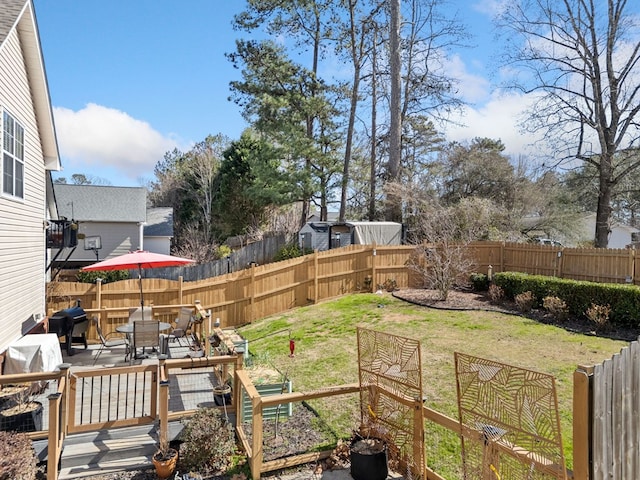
xmin=350 ymin=437 xmax=388 ymax=480
xmin=0 ymin=401 xmax=43 ymax=432
xmin=213 ymin=385 xmax=232 ymax=406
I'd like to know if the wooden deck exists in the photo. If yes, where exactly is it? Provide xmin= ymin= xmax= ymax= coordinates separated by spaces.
xmin=55 ymin=340 xmax=226 ymax=479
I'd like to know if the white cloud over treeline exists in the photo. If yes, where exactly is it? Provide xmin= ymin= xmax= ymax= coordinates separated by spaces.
xmin=53 ymin=104 xmax=182 ymax=185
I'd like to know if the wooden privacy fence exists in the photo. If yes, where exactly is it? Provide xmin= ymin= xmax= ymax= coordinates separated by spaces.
xmin=48 ymin=242 xmax=640 ymax=333
xmin=572 ymin=340 xmax=640 ymax=480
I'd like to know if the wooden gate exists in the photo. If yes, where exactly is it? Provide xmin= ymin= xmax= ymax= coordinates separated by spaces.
xmin=68 ymin=364 xmax=157 ymax=434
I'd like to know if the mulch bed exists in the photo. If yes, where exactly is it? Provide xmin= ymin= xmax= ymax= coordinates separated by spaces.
xmin=393 ymin=288 xmax=639 ymax=342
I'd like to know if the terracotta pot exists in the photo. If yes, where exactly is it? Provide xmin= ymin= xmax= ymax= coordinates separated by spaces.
xmin=350 ymin=437 xmax=388 ymax=480
xmin=152 ymin=447 xmax=178 ymax=479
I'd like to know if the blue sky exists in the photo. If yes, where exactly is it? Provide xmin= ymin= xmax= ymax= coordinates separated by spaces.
xmin=33 ymin=0 xmax=540 ymax=187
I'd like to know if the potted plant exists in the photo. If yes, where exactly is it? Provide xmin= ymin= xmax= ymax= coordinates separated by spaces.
xmin=0 ymin=383 xmax=43 ymax=433
xmin=213 ymin=366 xmax=232 ymax=407
xmin=152 ymin=438 xmax=179 ymax=480
xmin=349 ymin=431 xmax=388 ymax=480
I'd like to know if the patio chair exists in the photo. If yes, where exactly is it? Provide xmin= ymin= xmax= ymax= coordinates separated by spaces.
xmin=92 ymin=317 xmax=129 ymax=365
xmin=132 ymin=320 xmax=160 ymax=363
xmin=169 ymin=307 xmax=195 ymax=347
xmin=128 ymin=306 xmax=154 ymax=323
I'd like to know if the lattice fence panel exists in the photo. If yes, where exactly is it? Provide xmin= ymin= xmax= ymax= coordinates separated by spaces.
xmin=455 ymin=353 xmax=567 ymax=480
xmin=357 ymin=327 xmax=424 ymax=478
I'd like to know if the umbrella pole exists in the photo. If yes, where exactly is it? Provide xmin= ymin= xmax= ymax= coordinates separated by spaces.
xmin=138 ymin=265 xmax=145 ymax=321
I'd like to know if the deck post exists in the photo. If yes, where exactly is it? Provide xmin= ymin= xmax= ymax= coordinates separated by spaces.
xmin=158 ymin=356 xmax=169 ymax=452
xmin=251 ymin=393 xmax=264 ymax=480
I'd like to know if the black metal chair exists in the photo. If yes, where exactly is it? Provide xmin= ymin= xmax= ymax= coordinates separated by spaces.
xmin=169 ymin=307 xmax=195 ymax=347
xmin=92 ymin=317 xmax=129 ymax=365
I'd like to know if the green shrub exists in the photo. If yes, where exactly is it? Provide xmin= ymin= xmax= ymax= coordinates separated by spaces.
xmin=469 ymin=273 xmax=489 ymax=291
xmin=215 ymin=245 xmax=232 ymax=259
xmin=178 ymin=407 xmax=236 ymax=475
xmin=0 ymin=430 xmax=37 ymax=480
xmin=515 ymin=291 xmax=535 ymax=313
xmin=273 ymin=242 xmax=304 ymax=261
xmin=543 ymin=296 xmax=569 ymax=321
xmin=492 ymin=272 xmax=640 ymax=328
xmin=76 ymin=270 xmax=130 ymax=284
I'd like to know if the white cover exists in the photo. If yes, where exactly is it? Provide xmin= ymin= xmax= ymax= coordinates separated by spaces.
xmin=4 ymin=333 xmax=63 ymax=374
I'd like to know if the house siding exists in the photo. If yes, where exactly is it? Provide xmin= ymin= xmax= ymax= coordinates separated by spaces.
xmin=73 ymin=222 xmax=142 ymax=262
xmin=0 ymin=27 xmax=47 ymax=350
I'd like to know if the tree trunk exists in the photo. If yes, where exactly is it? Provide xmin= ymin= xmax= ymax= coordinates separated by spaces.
xmin=595 ymin=154 xmax=614 ymax=247
xmin=368 ymin=31 xmax=377 ymax=222
xmin=386 ymin=0 xmax=402 ymax=223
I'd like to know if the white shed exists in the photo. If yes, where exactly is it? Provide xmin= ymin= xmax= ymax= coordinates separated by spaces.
xmin=299 ymin=221 xmax=404 ymax=251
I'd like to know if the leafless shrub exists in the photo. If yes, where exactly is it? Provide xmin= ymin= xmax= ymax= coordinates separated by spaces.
xmin=543 ymin=296 xmax=569 ymax=321
xmin=585 ymin=303 xmax=611 ymax=333
xmin=515 ymin=291 xmax=536 ymax=313
xmin=488 ymin=284 xmax=504 ymax=304
xmin=405 ymin=198 xmax=495 ymax=301
xmin=172 ymin=225 xmax=218 ymax=264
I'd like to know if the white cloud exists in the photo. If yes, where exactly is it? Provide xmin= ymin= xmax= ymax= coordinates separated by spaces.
xmin=471 ymin=0 xmax=509 ymax=17
xmin=447 ymin=54 xmax=491 ymax=103
xmin=53 ymin=104 xmax=183 ymax=185
xmin=443 ymin=90 xmax=543 ymax=156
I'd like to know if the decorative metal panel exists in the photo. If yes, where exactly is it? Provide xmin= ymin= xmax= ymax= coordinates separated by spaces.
xmin=455 ymin=352 xmax=567 ymax=480
xmin=357 ymin=327 xmax=424 ymax=478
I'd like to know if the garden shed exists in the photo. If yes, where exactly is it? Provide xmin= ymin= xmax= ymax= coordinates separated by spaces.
xmin=299 ymin=221 xmax=404 ymax=251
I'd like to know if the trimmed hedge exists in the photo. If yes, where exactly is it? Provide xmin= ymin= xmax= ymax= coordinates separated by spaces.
xmin=492 ymin=272 xmax=640 ymax=328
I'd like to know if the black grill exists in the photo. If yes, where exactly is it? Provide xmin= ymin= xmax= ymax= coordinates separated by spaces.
xmin=49 ymin=300 xmax=88 ymax=356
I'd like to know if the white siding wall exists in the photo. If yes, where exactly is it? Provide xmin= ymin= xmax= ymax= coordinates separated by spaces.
xmin=55 ymin=222 xmax=143 ymax=262
xmin=144 ymin=237 xmax=170 ymax=255
xmin=0 ymin=29 xmax=47 ymax=350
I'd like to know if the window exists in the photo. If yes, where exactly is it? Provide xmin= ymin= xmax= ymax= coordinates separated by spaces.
xmin=2 ymin=111 xmax=25 ymax=199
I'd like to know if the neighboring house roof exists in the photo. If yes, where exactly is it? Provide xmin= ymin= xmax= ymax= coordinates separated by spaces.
xmin=144 ymin=207 xmax=173 ymax=237
xmin=0 ymin=0 xmax=60 ymax=171
xmin=307 ymin=211 xmax=339 ymax=223
xmin=53 ymin=184 xmax=147 ymax=222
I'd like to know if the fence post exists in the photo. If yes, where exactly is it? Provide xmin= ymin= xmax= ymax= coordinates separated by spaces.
xmin=628 ymin=248 xmax=635 ymax=284
xmin=412 ymin=396 xmax=425 ymax=479
xmin=371 ymin=243 xmax=377 ymax=292
xmin=96 ymin=278 xmax=102 ymax=309
xmin=573 ymin=365 xmax=593 ymax=480
xmin=500 ymin=242 xmax=505 ymax=273
xmin=251 ymin=395 xmax=264 ymax=480
xmin=556 ymin=249 xmax=564 ymax=278
xmin=178 ymin=276 xmax=184 ymax=304
xmin=313 ymin=250 xmax=319 ymax=303
xmin=250 ymin=263 xmax=256 ymax=323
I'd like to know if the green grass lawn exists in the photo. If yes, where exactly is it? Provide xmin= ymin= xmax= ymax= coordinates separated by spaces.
xmin=237 ymin=292 xmax=629 ymax=478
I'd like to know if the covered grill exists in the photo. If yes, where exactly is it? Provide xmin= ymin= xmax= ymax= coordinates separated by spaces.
xmin=48 ymin=300 xmax=88 ymax=356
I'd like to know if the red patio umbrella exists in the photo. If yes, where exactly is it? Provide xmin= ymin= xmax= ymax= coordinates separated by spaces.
xmin=82 ymin=250 xmax=195 ymax=319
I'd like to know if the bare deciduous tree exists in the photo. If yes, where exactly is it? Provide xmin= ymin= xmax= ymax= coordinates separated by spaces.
xmin=498 ymin=0 xmax=640 ymax=247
